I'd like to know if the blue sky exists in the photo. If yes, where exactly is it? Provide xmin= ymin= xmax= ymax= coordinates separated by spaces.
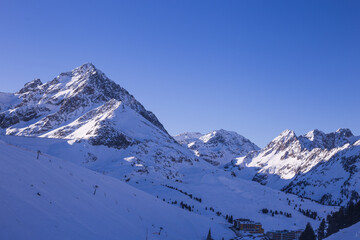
xmin=1 ymin=0 xmax=359 ymax=147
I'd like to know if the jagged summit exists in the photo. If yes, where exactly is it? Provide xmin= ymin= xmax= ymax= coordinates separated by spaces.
xmin=18 ymin=78 xmax=42 ymax=94
xmin=301 ymin=128 xmax=356 ymax=150
xmin=336 ymin=127 xmax=353 ymax=135
xmin=74 ymin=62 xmax=96 ymax=71
xmin=278 ymin=129 xmax=296 ymax=138
xmin=304 ymin=129 xmax=324 ymax=140
xmin=265 ymin=128 xmax=357 ymax=154
xmin=265 ymin=129 xmax=297 ymax=151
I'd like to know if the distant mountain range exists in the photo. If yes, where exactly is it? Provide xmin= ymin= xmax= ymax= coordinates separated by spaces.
xmin=224 ymin=128 xmax=360 ymax=205
xmin=1 ymin=63 xmax=359 ymax=207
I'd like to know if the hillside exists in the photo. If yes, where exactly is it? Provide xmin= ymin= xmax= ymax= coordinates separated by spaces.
xmin=0 ymin=137 xmax=232 ymax=240
xmin=0 ymin=135 xmax=337 ymax=234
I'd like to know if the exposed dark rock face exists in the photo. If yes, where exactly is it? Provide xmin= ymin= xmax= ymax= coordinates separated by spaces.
xmin=18 ymin=79 xmax=42 ymax=94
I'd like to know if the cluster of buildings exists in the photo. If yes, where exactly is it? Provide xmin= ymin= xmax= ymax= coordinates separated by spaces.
xmin=234 ymin=218 xmax=264 ymax=234
xmin=233 ymin=218 xmax=303 ymax=240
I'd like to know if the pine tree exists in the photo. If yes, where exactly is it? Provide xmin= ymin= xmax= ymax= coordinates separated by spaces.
xmin=206 ymin=228 xmax=213 ymax=240
xmin=337 ymin=207 xmax=346 ymax=229
xmin=300 ymin=222 xmax=316 ymax=240
xmin=346 ymin=201 xmax=355 ymax=226
xmin=233 ymin=219 xmax=237 ymax=228
xmin=325 ymin=200 xmax=360 ymax=238
xmin=326 ymin=214 xmax=336 ymax=237
xmin=317 ymin=219 xmax=326 ymax=240
xmin=228 ymin=215 xmax=233 ymax=224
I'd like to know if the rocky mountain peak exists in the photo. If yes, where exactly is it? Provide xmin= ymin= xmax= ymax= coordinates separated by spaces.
xmin=18 ymin=78 xmax=42 ymax=94
xmin=277 ymin=129 xmax=296 ymax=140
xmin=265 ymin=129 xmax=298 ymax=151
xmin=304 ymin=129 xmax=325 ymax=140
xmin=69 ymin=63 xmax=106 ymax=84
xmin=336 ymin=128 xmax=353 ymax=138
xmin=262 ymin=128 xmax=355 ymax=154
xmin=73 ymin=62 xmax=96 ymax=73
xmin=199 ymin=129 xmax=248 ymax=145
xmin=302 ymin=128 xmax=356 ymax=150
xmin=174 ymin=129 xmax=259 ymax=166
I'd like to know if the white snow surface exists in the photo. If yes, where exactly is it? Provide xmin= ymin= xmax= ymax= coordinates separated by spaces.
xmin=0 ymin=135 xmax=337 ymax=238
xmin=325 ymin=222 xmax=360 ymax=240
xmin=42 ymin=99 xmax=169 ymax=142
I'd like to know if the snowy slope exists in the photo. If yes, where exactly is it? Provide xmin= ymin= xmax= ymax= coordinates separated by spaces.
xmin=174 ymin=130 xmax=259 ymax=166
xmin=42 ymin=99 xmax=170 ymax=146
xmin=0 ymin=137 xmax=233 ymax=240
xmin=325 ymin=221 xmax=360 ymax=240
xmin=0 ymin=135 xmax=338 ymax=235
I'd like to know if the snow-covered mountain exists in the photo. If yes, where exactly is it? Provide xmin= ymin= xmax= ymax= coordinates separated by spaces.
xmin=174 ymin=129 xmax=259 ymax=166
xmin=0 ymin=63 xmax=352 ymax=239
xmin=228 ymin=128 xmax=360 ymax=205
xmin=0 ymin=63 xmax=199 ymax=180
xmin=1 ymin=63 xmax=167 ymax=136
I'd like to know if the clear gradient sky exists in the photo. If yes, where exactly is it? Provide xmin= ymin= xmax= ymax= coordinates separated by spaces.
xmin=1 ymin=0 xmax=359 ymax=147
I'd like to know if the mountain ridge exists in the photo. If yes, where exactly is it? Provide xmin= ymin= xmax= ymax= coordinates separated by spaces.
xmin=1 ymin=63 xmax=358 ymax=208
xmin=228 ymin=128 xmax=360 ymax=205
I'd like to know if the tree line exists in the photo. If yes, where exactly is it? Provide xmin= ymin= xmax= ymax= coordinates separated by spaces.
xmin=317 ymin=200 xmax=360 ymax=239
